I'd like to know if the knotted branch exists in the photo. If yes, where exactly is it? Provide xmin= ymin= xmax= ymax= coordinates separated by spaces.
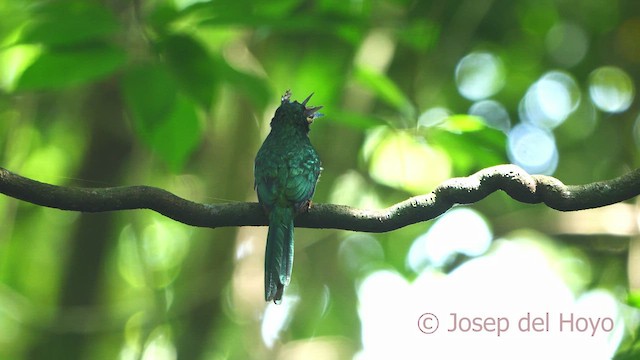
xmin=1 ymin=165 xmax=639 ymax=233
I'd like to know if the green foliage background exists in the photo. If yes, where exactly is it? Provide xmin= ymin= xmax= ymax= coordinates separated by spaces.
xmin=0 ymin=0 xmax=640 ymax=358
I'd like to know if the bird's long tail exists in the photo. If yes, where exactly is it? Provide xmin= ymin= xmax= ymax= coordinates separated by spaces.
xmin=264 ymin=206 xmax=295 ymax=303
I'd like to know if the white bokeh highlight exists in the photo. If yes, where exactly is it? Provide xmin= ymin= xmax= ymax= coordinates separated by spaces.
xmin=589 ymin=66 xmax=635 ymax=113
xmin=455 ymin=52 xmax=505 ymax=101
xmin=356 ymin=238 xmax=625 ymax=359
xmin=408 ymin=208 xmax=492 ymax=271
xmin=507 ymin=123 xmax=558 ymax=175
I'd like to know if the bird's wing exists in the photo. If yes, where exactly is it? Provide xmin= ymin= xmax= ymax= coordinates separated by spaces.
xmin=254 ymin=154 xmax=280 ymax=210
xmin=285 ymin=153 xmax=321 ymax=211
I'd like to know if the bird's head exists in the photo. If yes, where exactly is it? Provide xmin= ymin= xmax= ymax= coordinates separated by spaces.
xmin=270 ymin=90 xmax=323 ymax=133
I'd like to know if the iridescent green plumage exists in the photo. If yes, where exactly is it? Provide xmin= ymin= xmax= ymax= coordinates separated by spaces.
xmin=254 ymin=90 xmax=322 ymax=303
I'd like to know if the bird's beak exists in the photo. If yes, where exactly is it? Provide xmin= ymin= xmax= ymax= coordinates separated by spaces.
xmin=301 ymin=93 xmax=314 ymax=106
xmin=305 ymin=106 xmax=323 ymax=124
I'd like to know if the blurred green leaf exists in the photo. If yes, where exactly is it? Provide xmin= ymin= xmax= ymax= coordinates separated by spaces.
xmin=160 ymin=34 xmax=217 ymax=109
xmin=148 ymin=3 xmax=180 ymax=33
xmin=188 ymin=2 xmax=365 ymax=40
xmin=213 ymin=57 xmax=271 ymax=110
xmin=367 ymin=129 xmax=452 ymax=194
xmin=518 ymin=0 xmax=559 ymax=36
xmin=627 ymin=290 xmax=640 ymax=309
xmin=123 ymin=63 xmax=201 ymax=171
xmin=122 ymin=64 xmax=177 ymax=136
xmin=19 ymin=1 xmax=119 ymax=46
xmin=428 ymin=127 xmax=507 ymax=173
xmin=614 ymin=345 xmax=640 ymax=360
xmin=15 ymin=44 xmax=126 ymax=90
xmin=397 ymin=20 xmax=439 ymax=51
xmin=254 ymin=0 xmax=303 ymax=17
xmin=330 ymin=111 xmax=388 ymax=130
xmin=441 ymin=114 xmax=486 ymax=133
xmin=354 ymin=65 xmax=414 ymax=117
xmin=149 ymin=94 xmax=201 ymax=171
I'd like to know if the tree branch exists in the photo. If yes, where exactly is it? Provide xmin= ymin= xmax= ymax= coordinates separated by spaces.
xmin=1 ymin=165 xmax=639 ymax=232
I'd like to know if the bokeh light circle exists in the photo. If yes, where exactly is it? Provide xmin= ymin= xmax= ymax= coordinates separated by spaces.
xmin=407 ymin=208 xmax=492 ymax=271
xmin=417 ymin=107 xmax=451 ymax=128
xmin=546 ymin=22 xmax=589 ymax=67
xmin=507 ymin=123 xmax=558 ymax=175
xmin=521 ymin=71 xmax=581 ymax=129
xmin=469 ymin=100 xmax=511 ymax=132
xmin=589 ymin=66 xmax=635 ymax=113
xmin=455 ymin=52 xmax=506 ymax=100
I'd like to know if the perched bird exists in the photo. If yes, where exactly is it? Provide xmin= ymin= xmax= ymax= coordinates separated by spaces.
xmin=254 ymin=90 xmax=323 ymax=304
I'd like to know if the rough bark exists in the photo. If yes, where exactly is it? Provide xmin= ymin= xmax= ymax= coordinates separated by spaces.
xmin=2 ymin=164 xmax=639 ymax=233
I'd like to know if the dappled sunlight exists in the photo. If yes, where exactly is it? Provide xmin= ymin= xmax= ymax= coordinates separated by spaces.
xmin=365 ymin=128 xmax=452 ymax=194
xmin=551 ymin=204 xmax=639 ymax=239
xmin=0 ymin=44 xmax=41 ymax=91
xmin=118 ymin=221 xmax=190 ymax=289
xmin=141 ymin=223 xmax=190 ymax=276
xmin=167 ymin=174 xmax=208 ymax=205
xmin=121 ymin=318 xmax=177 ymax=360
xmin=354 ymin=30 xmax=396 ymax=74
xmin=140 ymin=326 xmax=177 ymax=360
xmin=328 ymin=171 xmax=384 ymax=210
xmin=121 ymin=311 xmax=145 ymax=359
xmin=231 ymin=227 xmax=265 ymax=314
xmin=407 ymin=208 xmax=492 ymax=272
xmin=118 ymin=226 xmax=146 ymax=289
xmin=277 ymin=337 xmax=354 ymax=360
xmin=232 ymin=226 xmax=303 ymax=350
xmin=18 ymin=146 xmax=70 ymax=185
xmin=338 ymin=234 xmax=385 ymax=277
xmin=261 ymin=294 xmax=300 ymax=348
xmin=0 ymin=285 xmax=28 ymax=351
xmin=1 ymin=0 xmax=639 ymax=358
xmin=222 ymin=40 xmax=268 ymax=78
xmin=358 ymin=235 xmax=626 ymax=359
xmin=0 ymin=116 xmax=70 ymax=177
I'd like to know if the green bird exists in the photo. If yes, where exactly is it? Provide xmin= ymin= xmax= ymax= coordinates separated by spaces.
xmin=254 ymin=90 xmax=323 ymax=304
